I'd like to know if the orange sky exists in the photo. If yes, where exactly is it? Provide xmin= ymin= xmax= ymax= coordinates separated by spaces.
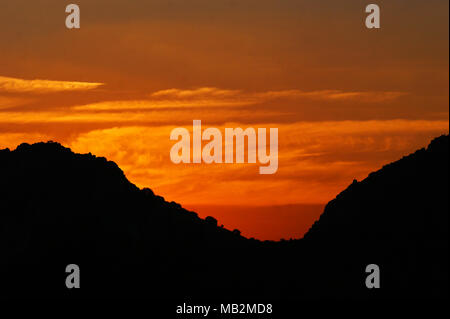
xmin=0 ymin=0 xmax=448 ymax=240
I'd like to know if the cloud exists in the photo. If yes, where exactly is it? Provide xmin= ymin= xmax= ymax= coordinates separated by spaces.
xmin=0 ymin=132 xmax=52 ymax=148
xmin=150 ymin=87 xmax=407 ymax=103
xmin=256 ymin=89 xmax=408 ymax=102
xmin=151 ymin=87 xmax=241 ymax=98
xmin=1 ymin=119 xmax=447 ymax=206
xmin=61 ymin=119 xmax=448 ymax=206
xmin=72 ymin=88 xmax=407 ymax=112
xmin=0 ymin=108 xmax=285 ymax=125
xmin=0 ymin=76 xmax=104 ymax=93
xmin=72 ymin=98 xmax=255 ymax=111
xmin=0 ymin=96 xmax=31 ymax=109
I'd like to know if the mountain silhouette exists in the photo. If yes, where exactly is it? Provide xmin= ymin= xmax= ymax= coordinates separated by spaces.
xmin=0 ymin=135 xmax=448 ymax=299
xmin=300 ymin=134 xmax=449 ymax=298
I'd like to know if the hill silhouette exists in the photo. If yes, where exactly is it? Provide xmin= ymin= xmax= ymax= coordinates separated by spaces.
xmin=0 ymin=135 xmax=448 ymax=299
xmin=299 ymin=134 xmax=448 ymax=298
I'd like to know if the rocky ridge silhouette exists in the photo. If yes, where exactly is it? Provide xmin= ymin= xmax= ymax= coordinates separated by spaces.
xmin=0 ymin=135 xmax=448 ymax=299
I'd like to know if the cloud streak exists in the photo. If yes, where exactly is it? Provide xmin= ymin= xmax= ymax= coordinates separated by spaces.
xmin=255 ymin=90 xmax=408 ymax=102
xmin=72 ymin=98 xmax=255 ymax=111
xmin=57 ymin=119 xmax=448 ymax=206
xmin=151 ymin=87 xmax=241 ymax=98
xmin=0 ymin=76 xmax=104 ymax=93
xmin=71 ymin=87 xmax=408 ymax=112
xmin=0 ymin=96 xmax=31 ymax=109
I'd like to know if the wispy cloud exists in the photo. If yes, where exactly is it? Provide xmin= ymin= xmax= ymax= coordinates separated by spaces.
xmin=256 ymin=90 xmax=408 ymax=102
xmin=72 ymin=98 xmax=255 ymax=111
xmin=0 ymin=109 xmax=285 ymax=125
xmin=151 ymin=87 xmax=407 ymax=103
xmin=0 ymin=119 xmax=447 ymax=207
xmin=0 ymin=76 xmax=104 ymax=93
xmin=64 ymin=119 xmax=448 ymax=206
xmin=75 ymin=88 xmax=406 ymax=112
xmin=0 ymin=83 xmax=407 ymax=113
xmin=151 ymin=87 xmax=241 ymax=98
xmin=0 ymin=95 xmax=31 ymax=109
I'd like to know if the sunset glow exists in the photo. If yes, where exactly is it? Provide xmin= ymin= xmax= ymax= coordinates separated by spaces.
xmin=0 ymin=0 xmax=448 ymax=240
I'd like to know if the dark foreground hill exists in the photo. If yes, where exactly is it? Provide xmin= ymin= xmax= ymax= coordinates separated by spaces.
xmin=0 ymin=135 xmax=448 ymax=299
xmin=300 ymin=134 xmax=449 ymax=298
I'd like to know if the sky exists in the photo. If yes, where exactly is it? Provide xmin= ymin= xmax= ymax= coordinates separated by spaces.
xmin=0 ymin=0 xmax=448 ymax=240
